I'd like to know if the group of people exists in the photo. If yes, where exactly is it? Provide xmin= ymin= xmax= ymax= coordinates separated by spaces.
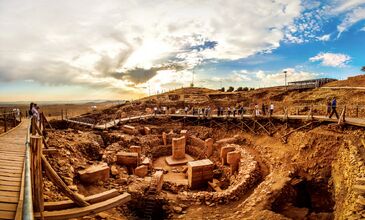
xmin=29 ymin=102 xmax=40 ymax=120
xmin=254 ymin=103 xmax=274 ymax=116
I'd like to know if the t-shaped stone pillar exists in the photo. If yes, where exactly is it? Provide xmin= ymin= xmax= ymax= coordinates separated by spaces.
xmin=227 ymin=151 xmax=241 ymax=174
xmin=162 ymin=132 xmax=167 ymax=146
xmin=205 ymin=138 xmax=214 ymax=157
xmin=220 ymin=146 xmax=235 ymax=165
xmin=172 ymin=136 xmax=186 ymax=160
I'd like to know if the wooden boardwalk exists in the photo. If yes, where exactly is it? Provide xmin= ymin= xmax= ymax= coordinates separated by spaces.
xmin=65 ymin=113 xmax=365 ymax=130
xmin=0 ymin=120 xmax=28 ymax=219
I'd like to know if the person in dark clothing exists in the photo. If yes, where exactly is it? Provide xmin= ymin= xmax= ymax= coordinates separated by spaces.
xmin=261 ymin=103 xmax=266 ymax=116
xmin=326 ymin=99 xmax=331 ymax=117
xmin=28 ymin=102 xmax=34 ymax=117
xmin=329 ymin=97 xmax=339 ymax=119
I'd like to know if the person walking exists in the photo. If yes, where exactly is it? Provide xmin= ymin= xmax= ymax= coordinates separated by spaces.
xmin=329 ymin=97 xmax=339 ymax=119
xmin=326 ymin=99 xmax=331 ymax=117
xmin=255 ymin=104 xmax=260 ymax=116
xmin=227 ymin=107 xmax=231 ymax=117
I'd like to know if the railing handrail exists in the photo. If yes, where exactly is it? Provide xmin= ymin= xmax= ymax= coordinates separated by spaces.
xmin=22 ymin=116 xmax=34 ymax=220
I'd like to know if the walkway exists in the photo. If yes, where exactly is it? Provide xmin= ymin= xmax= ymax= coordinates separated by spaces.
xmin=65 ymin=113 xmax=365 ymax=130
xmin=0 ymin=120 xmax=28 ymax=219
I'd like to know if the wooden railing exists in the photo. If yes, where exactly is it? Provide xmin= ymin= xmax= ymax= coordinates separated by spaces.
xmin=0 ymin=111 xmax=22 ymax=133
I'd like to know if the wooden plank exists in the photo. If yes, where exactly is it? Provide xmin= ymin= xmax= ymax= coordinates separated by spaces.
xmin=0 ymin=191 xmax=19 ymax=198
xmin=0 ymin=153 xmax=24 ymax=158
xmin=0 ymin=172 xmax=22 ymax=178
xmin=0 ymin=176 xmax=21 ymax=182
xmin=45 ymin=189 xmax=119 ymax=211
xmin=0 ymin=196 xmax=18 ymax=203
xmin=0 ymin=210 xmax=15 ymax=219
xmin=0 ymin=185 xmax=20 ymax=192
xmin=35 ymin=193 xmax=131 ymax=220
xmin=0 ymin=159 xmax=24 ymax=164
xmin=0 ymin=169 xmax=23 ymax=174
xmin=0 ymin=180 xmax=21 ymax=187
xmin=42 ymin=155 xmax=89 ymax=207
xmin=0 ymin=165 xmax=23 ymax=171
xmin=14 ymin=160 xmax=25 ymax=220
xmin=0 ymin=203 xmax=17 ymax=211
xmin=0 ymin=155 xmax=25 ymax=161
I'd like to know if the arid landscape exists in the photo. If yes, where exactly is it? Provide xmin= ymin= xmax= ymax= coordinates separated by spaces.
xmin=28 ymin=75 xmax=365 ymax=220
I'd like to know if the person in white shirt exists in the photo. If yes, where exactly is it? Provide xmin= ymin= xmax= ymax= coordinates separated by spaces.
xmin=270 ymin=103 xmax=274 ymax=116
xmin=32 ymin=104 xmax=40 ymax=121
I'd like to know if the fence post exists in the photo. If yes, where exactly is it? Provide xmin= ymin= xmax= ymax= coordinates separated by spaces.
xmin=4 ymin=112 xmax=7 ymax=132
xmin=356 ymin=106 xmax=359 ymax=118
xmin=13 ymin=112 xmax=16 ymax=127
xmin=30 ymin=135 xmax=44 ymax=219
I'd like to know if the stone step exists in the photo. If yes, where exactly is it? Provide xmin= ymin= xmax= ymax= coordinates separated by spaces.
xmin=353 ymin=185 xmax=365 ymax=195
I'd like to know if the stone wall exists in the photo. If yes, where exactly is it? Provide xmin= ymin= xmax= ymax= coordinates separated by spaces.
xmin=179 ymin=145 xmax=261 ymax=204
xmin=332 ymin=139 xmax=365 ymax=219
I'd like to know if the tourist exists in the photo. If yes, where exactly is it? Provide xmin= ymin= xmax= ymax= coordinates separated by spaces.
xmin=227 ymin=107 xmax=231 ymax=117
xmin=255 ymin=104 xmax=260 ymax=116
xmin=233 ymin=107 xmax=236 ymax=117
xmin=153 ymin=107 xmax=158 ymax=115
xmin=28 ymin=102 xmax=34 ymax=117
xmin=326 ymin=98 xmax=331 ymax=117
xmin=329 ymin=97 xmax=339 ymax=119
xmin=206 ymin=107 xmax=210 ymax=117
xmin=217 ymin=107 xmax=220 ymax=116
xmin=32 ymin=103 xmax=40 ymax=121
xmin=261 ymin=103 xmax=266 ymax=116
xmin=184 ymin=106 xmax=188 ymax=115
xmin=269 ymin=103 xmax=274 ymax=116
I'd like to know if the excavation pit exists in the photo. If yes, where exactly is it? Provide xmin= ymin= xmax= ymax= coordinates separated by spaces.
xmin=45 ymin=110 xmax=363 ymax=219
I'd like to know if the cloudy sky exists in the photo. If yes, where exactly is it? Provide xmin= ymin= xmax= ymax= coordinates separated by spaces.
xmin=0 ymin=0 xmax=364 ymax=101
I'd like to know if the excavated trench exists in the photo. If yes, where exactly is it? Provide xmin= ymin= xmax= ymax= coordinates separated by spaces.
xmin=45 ymin=116 xmax=359 ymax=219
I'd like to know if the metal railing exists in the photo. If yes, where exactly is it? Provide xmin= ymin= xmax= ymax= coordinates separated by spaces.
xmin=22 ymin=117 xmax=34 ymax=220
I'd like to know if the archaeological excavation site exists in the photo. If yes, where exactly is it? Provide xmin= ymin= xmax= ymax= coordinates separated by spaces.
xmin=38 ymin=77 xmax=365 ymax=220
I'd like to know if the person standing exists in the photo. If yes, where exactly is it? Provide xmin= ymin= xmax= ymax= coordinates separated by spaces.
xmin=261 ymin=103 xmax=266 ymax=116
xmin=227 ymin=107 xmax=231 ymax=117
xmin=329 ymin=97 xmax=339 ymax=119
xmin=32 ymin=103 xmax=40 ymax=121
xmin=269 ymin=103 xmax=274 ymax=116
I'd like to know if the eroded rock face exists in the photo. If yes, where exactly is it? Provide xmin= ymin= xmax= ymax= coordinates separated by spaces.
xmin=78 ymin=163 xmax=110 ymax=184
xmin=134 ymin=165 xmax=148 ymax=178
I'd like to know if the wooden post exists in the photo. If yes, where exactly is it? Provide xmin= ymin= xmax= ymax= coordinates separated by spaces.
xmin=356 ymin=106 xmax=359 ymax=118
xmin=13 ymin=112 xmax=16 ymax=127
xmin=338 ymin=106 xmax=346 ymax=125
xmin=32 ymin=117 xmax=37 ymax=135
xmin=61 ymin=109 xmax=64 ymax=121
xmin=41 ymin=155 xmax=90 ymax=207
xmin=30 ymin=135 xmax=44 ymax=219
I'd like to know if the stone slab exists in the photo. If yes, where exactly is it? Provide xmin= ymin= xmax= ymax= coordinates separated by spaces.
xmin=165 ymin=154 xmax=194 ymax=166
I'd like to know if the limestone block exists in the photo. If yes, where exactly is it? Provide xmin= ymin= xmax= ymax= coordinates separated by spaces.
xmin=172 ymin=136 xmax=186 ymax=160
xmin=205 ymin=138 xmax=214 ymax=157
xmin=227 ymin=151 xmax=241 ymax=174
xmin=122 ymin=125 xmax=137 ymax=135
xmin=130 ymin=145 xmax=142 ymax=157
xmin=220 ymin=146 xmax=235 ymax=165
xmin=190 ymin=135 xmax=205 ymax=148
xmin=153 ymin=170 xmax=164 ymax=192
xmin=141 ymin=157 xmax=152 ymax=168
xmin=187 ymin=159 xmax=214 ymax=189
xmin=116 ymin=151 xmax=139 ymax=167
xmin=134 ymin=165 xmax=148 ymax=178
xmin=79 ymin=163 xmax=110 ymax=184
xmin=180 ymin=130 xmax=188 ymax=138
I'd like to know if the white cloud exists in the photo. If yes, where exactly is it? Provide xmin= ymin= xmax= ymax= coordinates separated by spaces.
xmin=309 ymin=52 xmax=351 ymax=67
xmin=337 ymin=7 xmax=365 ymax=35
xmin=254 ymin=68 xmax=319 ymax=87
xmin=317 ymin=34 xmax=331 ymax=41
xmin=0 ymin=0 xmax=303 ymax=97
xmin=333 ymin=0 xmax=365 ymax=13
xmin=361 ymin=26 xmax=365 ymax=31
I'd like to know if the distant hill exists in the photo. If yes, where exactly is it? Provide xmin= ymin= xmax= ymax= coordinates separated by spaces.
xmin=325 ymin=74 xmax=365 ymax=87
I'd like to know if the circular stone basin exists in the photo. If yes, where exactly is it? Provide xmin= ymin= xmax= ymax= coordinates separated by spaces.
xmin=153 ymin=155 xmax=194 ymax=186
